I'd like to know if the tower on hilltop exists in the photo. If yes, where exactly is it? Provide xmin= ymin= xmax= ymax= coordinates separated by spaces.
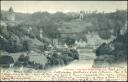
xmin=79 ymin=10 xmax=85 ymax=21
xmin=6 ymin=7 xmax=15 ymax=21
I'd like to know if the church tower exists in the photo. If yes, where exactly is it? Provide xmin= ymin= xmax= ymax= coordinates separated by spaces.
xmin=7 ymin=7 xmax=15 ymax=21
xmin=79 ymin=10 xmax=85 ymax=21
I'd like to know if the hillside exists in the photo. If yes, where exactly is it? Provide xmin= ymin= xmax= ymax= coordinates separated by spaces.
xmin=0 ymin=9 xmax=127 ymax=69
xmin=94 ymin=22 xmax=128 ymax=67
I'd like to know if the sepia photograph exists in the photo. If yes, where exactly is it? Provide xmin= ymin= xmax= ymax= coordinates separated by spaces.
xmin=0 ymin=0 xmax=127 ymax=81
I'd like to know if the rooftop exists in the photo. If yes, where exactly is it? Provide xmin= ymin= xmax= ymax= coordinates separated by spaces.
xmin=9 ymin=7 xmax=14 ymax=12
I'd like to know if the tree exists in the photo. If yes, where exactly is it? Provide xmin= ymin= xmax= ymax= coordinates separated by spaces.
xmin=38 ymin=17 xmax=60 ymax=39
xmin=65 ymin=38 xmax=75 ymax=46
xmin=0 ymin=55 xmax=14 ymax=67
xmin=98 ymin=30 xmax=111 ymax=40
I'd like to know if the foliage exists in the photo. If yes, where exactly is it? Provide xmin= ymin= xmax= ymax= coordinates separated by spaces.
xmin=0 ymin=9 xmax=127 ymax=68
xmin=38 ymin=17 xmax=60 ymax=39
xmin=95 ymin=27 xmax=128 ymax=64
xmin=45 ymin=49 xmax=79 ymax=68
xmin=0 ymin=55 xmax=14 ymax=68
xmin=86 ymin=10 xmax=127 ymax=39
xmin=65 ymin=38 xmax=75 ymax=46
xmin=98 ymin=30 xmax=111 ymax=40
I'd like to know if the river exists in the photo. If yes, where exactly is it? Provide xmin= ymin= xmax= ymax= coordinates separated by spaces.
xmin=46 ymin=48 xmax=97 ymax=71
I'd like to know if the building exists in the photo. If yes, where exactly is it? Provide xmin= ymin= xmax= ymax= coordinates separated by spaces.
xmin=1 ymin=7 xmax=15 ymax=21
xmin=6 ymin=7 xmax=15 ymax=21
xmin=85 ymin=31 xmax=116 ymax=49
xmin=79 ymin=10 xmax=85 ymax=20
xmin=0 ymin=21 xmax=7 ymax=34
xmin=75 ymin=39 xmax=87 ymax=48
xmin=39 ymin=28 xmax=43 ymax=39
xmin=53 ymin=39 xmax=59 ymax=47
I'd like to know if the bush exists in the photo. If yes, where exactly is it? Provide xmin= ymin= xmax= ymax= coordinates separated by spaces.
xmin=65 ymin=38 xmax=75 ymax=46
xmin=95 ymin=27 xmax=128 ymax=66
xmin=45 ymin=49 xmax=79 ymax=69
xmin=0 ymin=55 xmax=14 ymax=68
xmin=98 ymin=30 xmax=111 ymax=40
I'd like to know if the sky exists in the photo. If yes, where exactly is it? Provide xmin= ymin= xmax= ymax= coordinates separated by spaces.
xmin=1 ymin=1 xmax=127 ymax=13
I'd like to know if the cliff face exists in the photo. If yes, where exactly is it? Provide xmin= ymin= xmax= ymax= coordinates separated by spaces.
xmin=94 ymin=23 xmax=128 ymax=67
